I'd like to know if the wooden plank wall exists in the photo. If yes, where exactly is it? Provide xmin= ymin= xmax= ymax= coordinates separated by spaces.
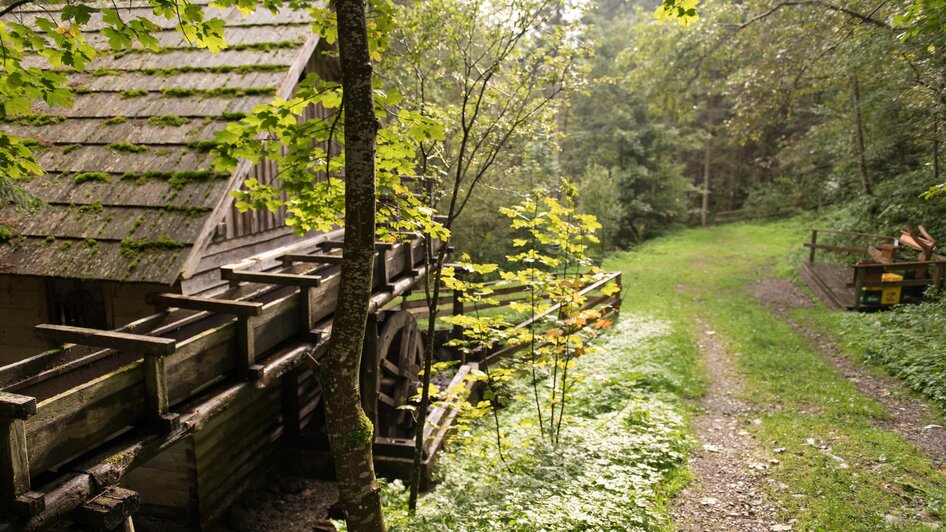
xmin=121 ymin=439 xmax=199 ymax=528
xmin=104 ymin=282 xmax=168 ymax=329
xmin=0 ymin=276 xmax=48 ymax=365
xmin=194 ymin=383 xmax=283 ymax=528
xmin=0 ymin=277 xmax=168 ymax=365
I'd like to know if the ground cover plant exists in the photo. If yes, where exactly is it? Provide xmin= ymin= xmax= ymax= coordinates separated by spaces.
xmin=381 ymin=315 xmax=700 ymax=531
xmin=799 ymin=296 xmax=946 ymax=411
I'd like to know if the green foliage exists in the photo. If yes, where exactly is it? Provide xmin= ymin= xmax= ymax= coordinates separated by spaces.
xmin=215 ymin=74 xmax=447 ymax=239
xmin=77 ymin=201 xmax=103 ymax=215
xmin=818 ymin=172 xmax=946 ymax=242
xmin=103 ymin=116 xmax=128 ymax=125
xmin=385 ymin=316 xmax=693 ymax=531
xmin=607 ymin=220 xmax=946 ymax=528
xmin=438 ymin=184 xmax=613 ymax=450
xmin=0 ymin=225 xmax=11 ymax=243
xmin=834 ymin=296 xmax=946 ymax=409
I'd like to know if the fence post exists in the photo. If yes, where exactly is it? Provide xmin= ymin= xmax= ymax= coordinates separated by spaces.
xmin=809 ymin=229 xmax=818 ymax=263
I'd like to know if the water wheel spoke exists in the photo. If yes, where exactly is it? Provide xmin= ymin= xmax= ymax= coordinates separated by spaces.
xmin=381 ymin=359 xmax=401 ymax=375
xmin=378 ymin=392 xmax=399 ymax=408
xmin=399 ymin=363 xmax=419 ymax=379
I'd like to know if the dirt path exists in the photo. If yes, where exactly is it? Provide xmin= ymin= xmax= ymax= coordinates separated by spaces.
xmin=752 ymin=279 xmax=946 ymax=468
xmin=672 ymin=322 xmax=789 ymax=532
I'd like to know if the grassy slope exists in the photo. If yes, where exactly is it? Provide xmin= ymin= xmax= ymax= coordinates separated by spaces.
xmin=383 ymin=219 xmax=946 ymax=531
xmin=605 ymin=220 xmax=946 ymax=530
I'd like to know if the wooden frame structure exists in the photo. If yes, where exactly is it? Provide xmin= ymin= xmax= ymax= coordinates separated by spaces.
xmin=0 ymin=234 xmax=433 ymax=530
xmin=0 ymin=226 xmax=623 ymax=530
xmin=800 ymin=228 xmax=946 ymax=311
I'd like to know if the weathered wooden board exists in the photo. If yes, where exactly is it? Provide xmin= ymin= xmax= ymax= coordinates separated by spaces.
xmin=26 ymin=362 xmax=144 ymax=473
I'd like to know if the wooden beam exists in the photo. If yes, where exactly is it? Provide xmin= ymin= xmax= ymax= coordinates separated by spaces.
xmin=73 ymin=486 xmax=140 ymax=531
xmin=34 ymin=325 xmax=175 ymax=356
xmin=220 ymin=268 xmax=322 ymax=287
xmin=0 ymin=393 xmax=36 ymax=420
xmin=280 ymin=253 xmax=343 ymax=265
xmin=321 ymin=240 xmax=395 ymax=251
xmin=146 ymin=293 xmax=263 ymax=317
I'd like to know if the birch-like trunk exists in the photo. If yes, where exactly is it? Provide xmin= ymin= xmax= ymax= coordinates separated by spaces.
xmin=307 ymin=1 xmax=385 ymax=530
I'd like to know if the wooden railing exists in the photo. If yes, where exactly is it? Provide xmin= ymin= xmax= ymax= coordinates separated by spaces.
xmin=802 ymin=228 xmax=945 ymax=310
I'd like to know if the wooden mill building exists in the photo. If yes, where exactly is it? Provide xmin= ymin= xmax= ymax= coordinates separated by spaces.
xmin=0 ymin=3 xmax=334 ymax=363
xmin=0 ymin=4 xmax=438 ymax=531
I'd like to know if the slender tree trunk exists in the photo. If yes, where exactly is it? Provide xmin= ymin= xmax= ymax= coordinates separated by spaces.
xmin=701 ymin=136 xmax=711 ymax=227
xmin=851 ymin=74 xmax=872 ymax=196
xmin=934 ymin=121 xmax=940 ymax=183
xmin=306 ymin=1 xmax=384 ymax=530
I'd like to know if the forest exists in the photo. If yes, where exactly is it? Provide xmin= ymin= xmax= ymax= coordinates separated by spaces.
xmin=1 ymin=0 xmax=946 ymax=530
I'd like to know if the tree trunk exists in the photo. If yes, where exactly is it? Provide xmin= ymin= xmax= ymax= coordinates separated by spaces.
xmin=701 ymin=135 xmax=711 ymax=227
xmin=934 ymin=121 xmax=940 ymax=183
xmin=851 ymin=74 xmax=872 ymax=196
xmin=306 ymin=1 xmax=385 ymax=530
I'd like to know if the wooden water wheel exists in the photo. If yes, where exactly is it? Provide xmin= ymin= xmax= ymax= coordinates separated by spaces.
xmin=361 ymin=310 xmax=423 ymax=438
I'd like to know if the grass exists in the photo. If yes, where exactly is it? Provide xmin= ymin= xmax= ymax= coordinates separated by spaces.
xmin=604 ymin=219 xmax=946 ymax=530
xmin=380 ymin=219 xmax=946 ymax=530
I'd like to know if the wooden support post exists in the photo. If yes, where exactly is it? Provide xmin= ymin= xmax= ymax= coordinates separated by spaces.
xmin=237 ymin=316 xmax=256 ymax=377
xmin=934 ymin=262 xmax=945 ymax=292
xmin=143 ymin=353 xmax=177 ymax=431
xmin=809 ymin=229 xmax=818 ymax=263
xmin=300 ymin=286 xmax=314 ymax=332
xmin=73 ymin=486 xmax=140 ymax=531
xmin=0 ymin=392 xmax=36 ymax=514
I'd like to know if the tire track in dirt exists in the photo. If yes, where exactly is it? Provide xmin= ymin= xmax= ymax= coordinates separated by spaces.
xmin=672 ymin=320 xmax=788 ymax=532
xmin=752 ymin=279 xmax=946 ymax=469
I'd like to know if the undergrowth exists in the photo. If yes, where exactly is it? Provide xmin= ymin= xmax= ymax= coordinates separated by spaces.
xmin=830 ymin=296 xmax=946 ymax=410
xmin=380 ymin=316 xmax=697 ymax=531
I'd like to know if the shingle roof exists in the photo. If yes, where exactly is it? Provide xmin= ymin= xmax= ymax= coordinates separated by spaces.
xmin=0 ymin=2 xmax=317 ymax=284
